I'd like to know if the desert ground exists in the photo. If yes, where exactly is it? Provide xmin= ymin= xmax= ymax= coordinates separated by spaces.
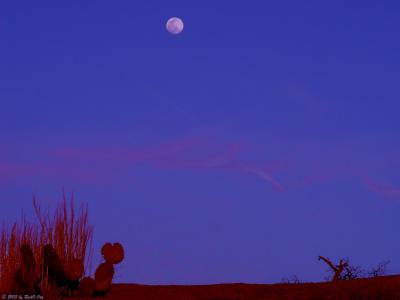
xmin=71 ymin=275 xmax=400 ymax=300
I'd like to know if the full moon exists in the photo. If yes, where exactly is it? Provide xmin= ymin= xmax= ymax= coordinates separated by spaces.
xmin=166 ymin=17 xmax=184 ymax=35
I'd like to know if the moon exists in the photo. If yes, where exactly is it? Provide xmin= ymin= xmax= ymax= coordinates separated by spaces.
xmin=166 ymin=17 xmax=184 ymax=35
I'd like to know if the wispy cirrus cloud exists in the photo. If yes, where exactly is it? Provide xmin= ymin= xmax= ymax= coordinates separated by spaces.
xmin=241 ymin=166 xmax=286 ymax=192
xmin=1 ymin=135 xmax=399 ymax=201
xmin=363 ymin=176 xmax=400 ymax=201
xmin=0 ymin=136 xmax=287 ymax=191
xmin=52 ymin=137 xmax=287 ymax=190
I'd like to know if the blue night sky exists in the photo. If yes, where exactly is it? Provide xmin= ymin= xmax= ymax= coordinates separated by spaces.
xmin=1 ymin=1 xmax=400 ymax=284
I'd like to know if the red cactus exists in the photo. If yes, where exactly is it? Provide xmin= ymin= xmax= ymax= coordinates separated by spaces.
xmin=95 ymin=262 xmax=115 ymax=293
xmin=101 ymin=243 xmax=112 ymax=260
xmin=79 ymin=276 xmax=96 ymax=297
xmin=101 ymin=242 xmax=124 ymax=264
xmin=12 ymin=244 xmax=38 ymax=294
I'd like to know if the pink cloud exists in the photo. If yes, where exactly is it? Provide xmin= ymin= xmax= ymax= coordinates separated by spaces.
xmin=363 ymin=176 xmax=400 ymax=201
xmin=241 ymin=166 xmax=286 ymax=192
xmin=0 ymin=137 xmax=287 ymax=191
xmin=3 ymin=136 xmax=398 ymax=200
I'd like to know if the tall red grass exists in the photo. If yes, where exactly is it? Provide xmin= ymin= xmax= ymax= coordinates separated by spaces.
xmin=0 ymin=194 xmax=93 ymax=297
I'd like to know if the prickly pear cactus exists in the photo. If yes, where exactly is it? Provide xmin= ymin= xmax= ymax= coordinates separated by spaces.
xmin=43 ymin=244 xmax=67 ymax=287
xmin=79 ymin=276 xmax=96 ymax=297
xmin=101 ymin=242 xmax=124 ymax=264
xmin=78 ymin=242 xmax=124 ymax=297
xmin=12 ymin=244 xmax=38 ymax=295
xmin=95 ymin=262 xmax=115 ymax=294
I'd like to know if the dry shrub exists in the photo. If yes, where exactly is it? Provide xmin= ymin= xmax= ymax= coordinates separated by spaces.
xmin=66 ymin=258 xmax=84 ymax=281
xmin=0 ymin=194 xmax=93 ymax=298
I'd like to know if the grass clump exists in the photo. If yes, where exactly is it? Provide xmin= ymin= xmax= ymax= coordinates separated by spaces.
xmin=0 ymin=194 xmax=93 ymax=298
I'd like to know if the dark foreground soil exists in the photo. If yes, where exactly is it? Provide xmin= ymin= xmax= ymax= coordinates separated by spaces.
xmin=72 ymin=275 xmax=400 ymax=300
